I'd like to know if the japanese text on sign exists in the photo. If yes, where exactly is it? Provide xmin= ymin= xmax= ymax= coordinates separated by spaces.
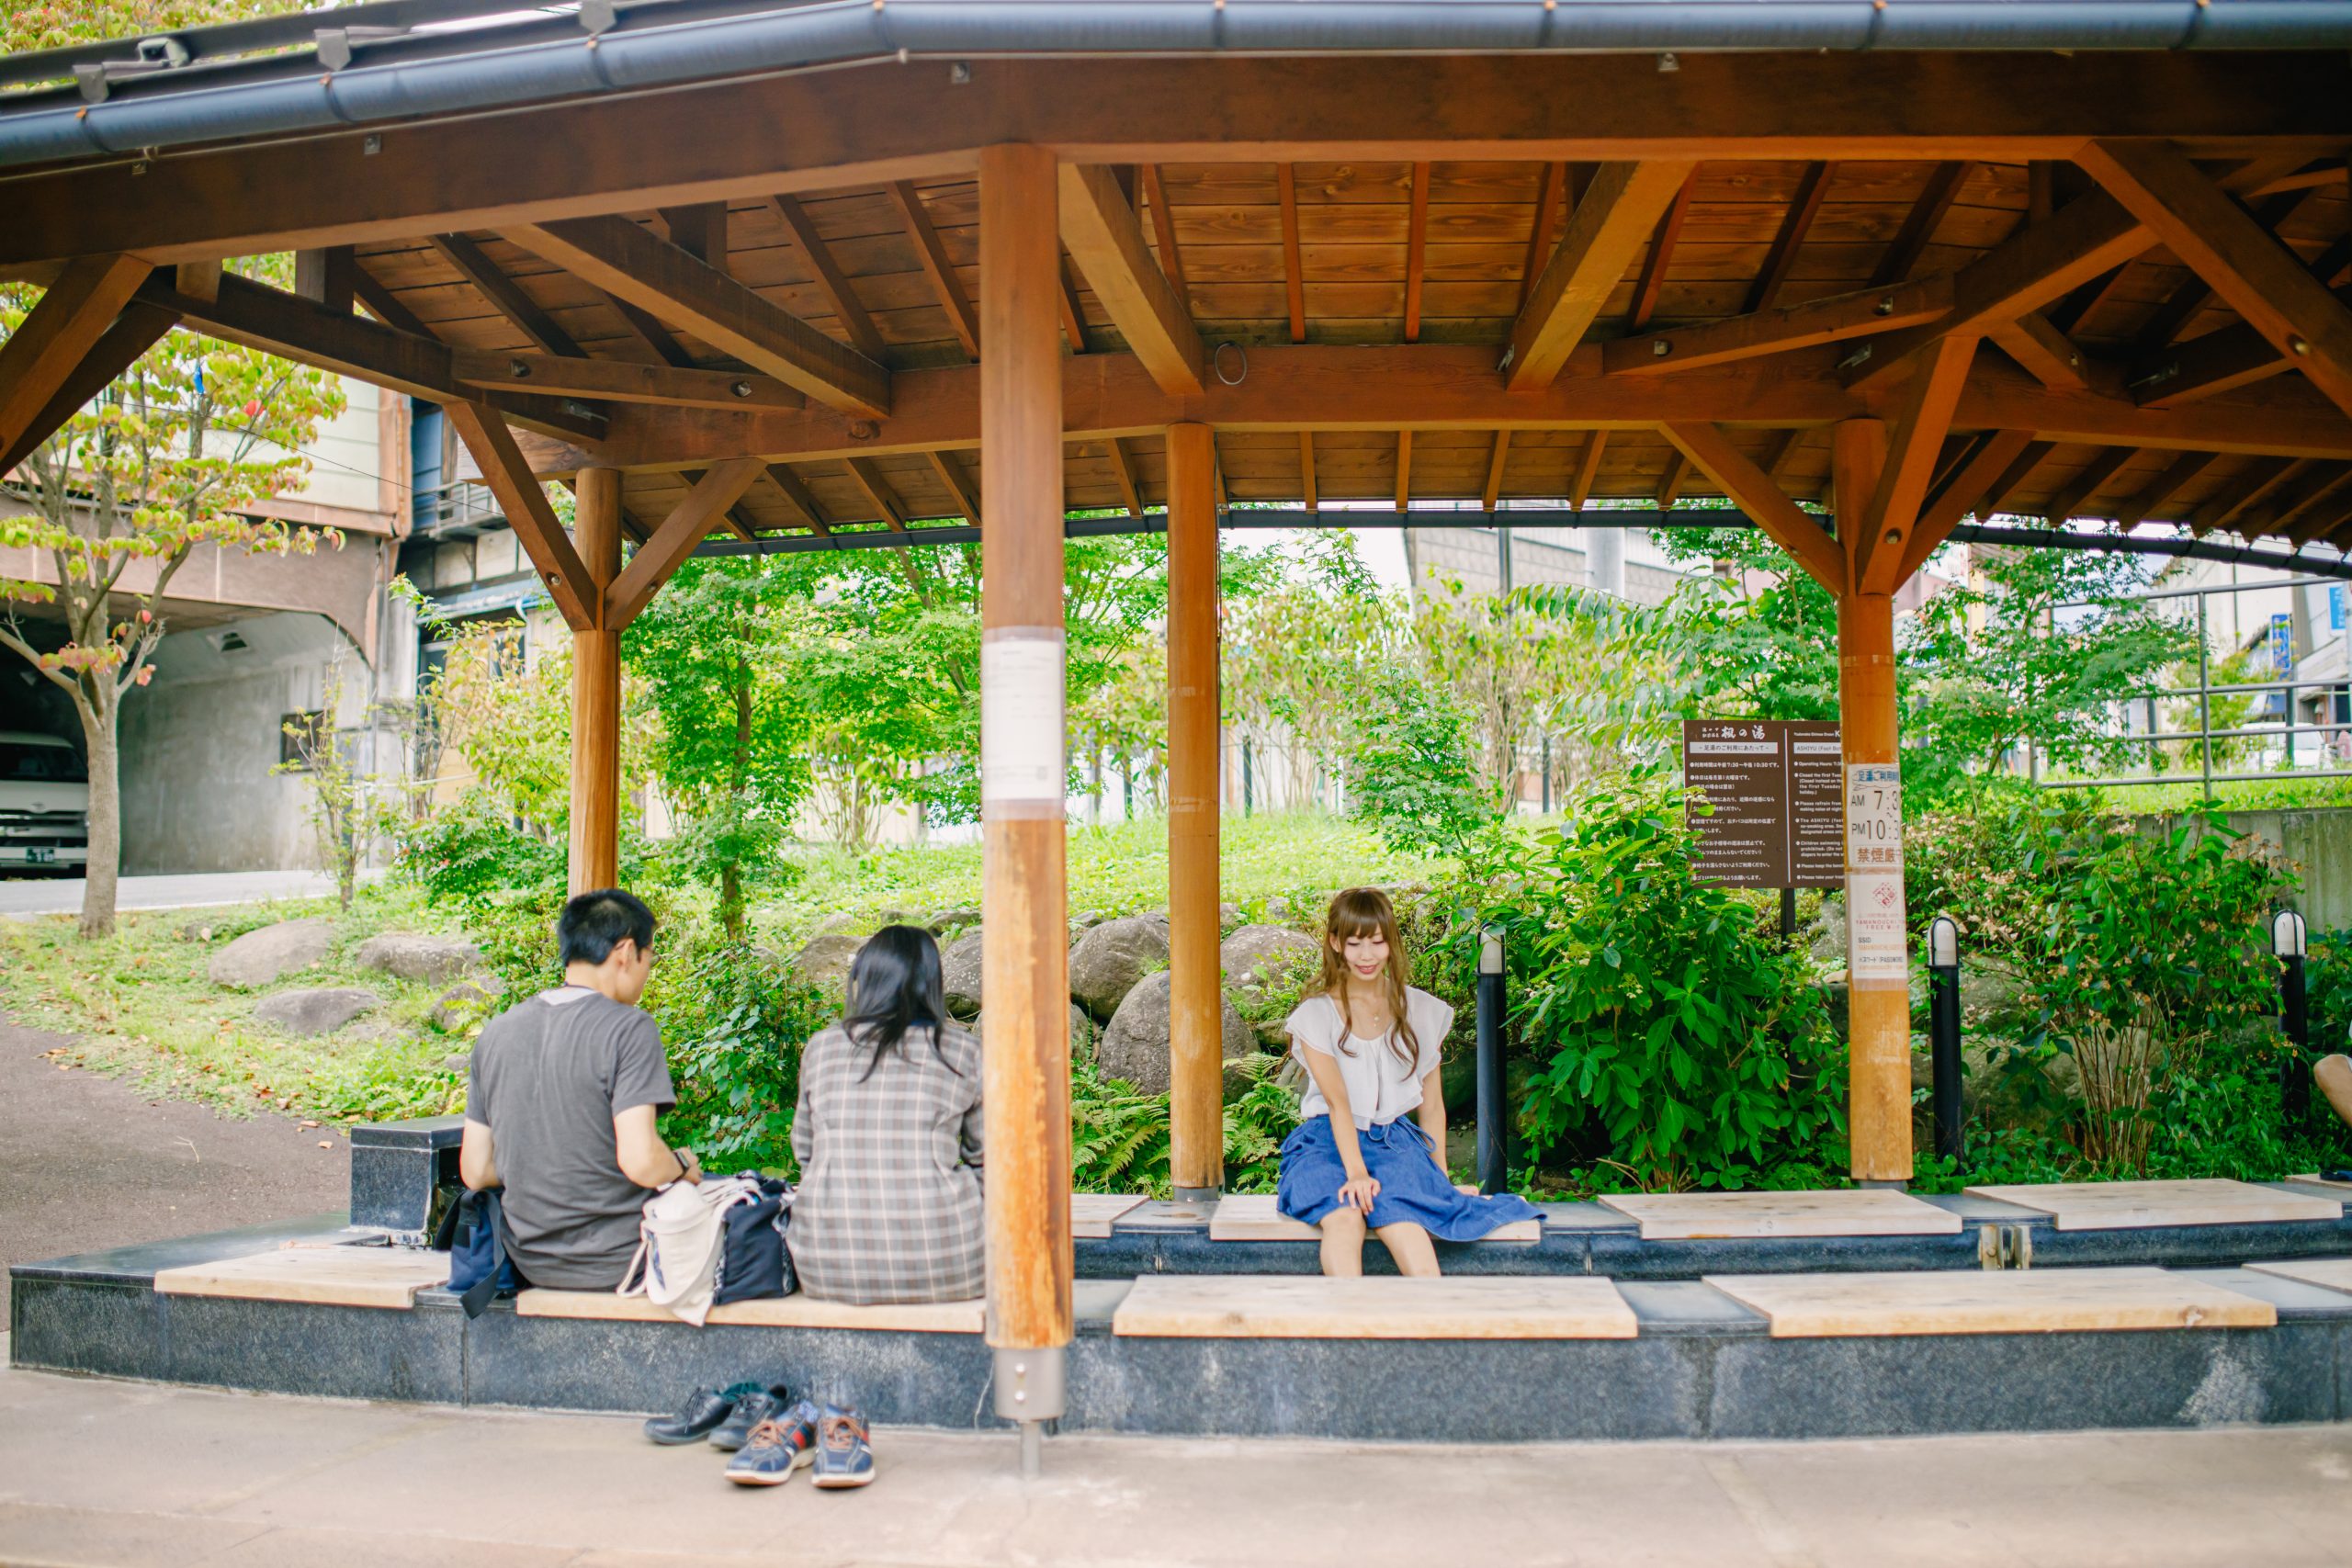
xmin=1681 ymin=719 xmax=1843 ymax=889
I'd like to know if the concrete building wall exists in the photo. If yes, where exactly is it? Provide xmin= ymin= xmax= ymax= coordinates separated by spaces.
xmin=1406 ymin=522 xmax=1693 ymax=606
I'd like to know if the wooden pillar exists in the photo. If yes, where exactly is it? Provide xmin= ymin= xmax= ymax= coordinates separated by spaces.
xmin=1831 ymin=419 xmax=1914 ymax=1184
xmin=977 ymin=143 xmax=1071 ymax=1458
xmin=1166 ymin=422 xmax=1223 ymax=1198
xmin=567 ymin=468 xmax=622 ymax=896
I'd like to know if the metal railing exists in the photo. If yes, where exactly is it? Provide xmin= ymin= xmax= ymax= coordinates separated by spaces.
xmin=409 ymin=480 xmax=503 ymax=538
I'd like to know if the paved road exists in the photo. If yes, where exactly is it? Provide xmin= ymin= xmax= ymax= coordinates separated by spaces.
xmin=0 ymin=1017 xmax=347 ymax=1315
xmin=0 ymin=869 xmax=377 ymax=919
xmin=1 ymin=1363 xmax=2347 ymax=1567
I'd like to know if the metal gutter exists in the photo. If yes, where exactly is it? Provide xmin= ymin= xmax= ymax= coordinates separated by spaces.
xmin=3 ymin=0 xmax=2349 ymax=172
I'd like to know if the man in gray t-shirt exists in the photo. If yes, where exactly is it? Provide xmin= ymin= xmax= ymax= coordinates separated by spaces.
xmin=459 ymin=889 xmax=702 ymax=1291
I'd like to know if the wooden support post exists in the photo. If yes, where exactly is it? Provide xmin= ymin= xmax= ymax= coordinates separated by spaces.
xmin=1832 ymin=419 xmax=1914 ymax=1187
xmin=568 ymin=468 xmax=624 ymax=897
xmin=1167 ymin=421 xmax=1223 ymax=1199
xmin=978 ymin=143 xmax=1072 ymax=1451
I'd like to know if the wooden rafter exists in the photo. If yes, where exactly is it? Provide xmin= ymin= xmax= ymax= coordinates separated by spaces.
xmin=452 ymin=350 xmax=804 ymax=411
xmin=605 ymin=458 xmax=763 ymax=627
xmin=1482 ymin=431 xmax=1510 ymax=512
xmin=767 ymin=193 xmax=888 ymax=362
xmin=1980 ymin=439 xmax=2055 ymax=518
xmin=676 ymin=468 xmax=757 ymax=543
xmin=1655 ymin=451 xmax=1689 ymax=508
xmin=1748 ymin=162 xmax=1833 ymax=314
xmin=1504 ymin=161 xmax=1697 ymax=392
xmin=352 ymin=270 xmax=428 ymax=337
xmin=0 ymin=299 xmax=177 ymax=477
xmin=1298 ymin=431 xmax=1318 ymax=512
xmin=1628 ymin=173 xmax=1699 ymax=333
xmin=1395 ymin=431 xmax=1414 ymax=511
xmin=1057 ymin=259 xmax=1090 ymax=355
xmin=1105 ymin=436 xmax=1144 ymax=517
xmin=1405 ymin=161 xmax=1430 ymax=344
xmin=2041 ymin=446 xmax=2140 ymax=523
xmin=928 ymin=449 xmax=982 ymax=525
xmin=843 ymin=456 xmax=910 ymax=529
xmin=2132 ymin=188 xmax=2316 ymax=353
xmin=1858 ymin=333 xmax=1978 ymax=594
xmin=2139 ymin=255 xmax=2352 ymax=408
xmin=173 ymin=261 xmax=221 ymax=304
xmin=655 ymin=203 xmax=728 ymax=271
xmin=2110 ymin=449 xmax=2218 ymax=528
xmin=607 ymin=295 xmax=696 ymax=368
xmin=1606 ymin=275 xmax=1951 ymax=378
xmin=293 ymin=246 xmax=356 ymax=314
xmin=1764 ymin=429 xmax=1806 ymax=484
xmin=504 ymin=214 xmax=889 ymax=418
xmin=1871 ymin=162 xmax=1968 ymax=287
xmin=2077 ymin=139 xmax=2352 ymax=424
xmin=1277 ymin=163 xmax=1306 ymax=344
xmin=431 ymin=232 xmax=582 ymax=357
xmin=2278 ymin=466 xmax=2352 ymax=546
xmin=886 ymin=181 xmax=979 ymax=361
xmin=763 ymin=463 xmax=831 ymax=536
xmin=1058 ymin=164 xmax=1205 ymax=395
xmin=2190 ymin=457 xmax=2295 ymax=536
xmin=1988 ymin=312 xmax=2087 ymax=391
xmin=0 ymin=254 xmax=151 ymax=459
xmin=1903 ymin=428 xmax=2035 ymax=580
xmin=1137 ymin=165 xmax=1189 ymax=299
xmin=1518 ymin=163 xmax=1568 ymax=310
xmin=1661 ymin=422 xmax=1846 ymax=592
xmin=445 ymin=400 xmax=595 ymax=629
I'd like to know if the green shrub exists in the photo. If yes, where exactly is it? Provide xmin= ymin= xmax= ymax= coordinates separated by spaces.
xmin=658 ymin=942 xmax=829 ymax=1172
xmin=1070 ymin=1055 xmax=1298 ymax=1196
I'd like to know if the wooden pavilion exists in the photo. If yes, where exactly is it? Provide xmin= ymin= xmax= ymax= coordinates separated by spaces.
xmin=3 ymin=0 xmax=2350 ymax=1451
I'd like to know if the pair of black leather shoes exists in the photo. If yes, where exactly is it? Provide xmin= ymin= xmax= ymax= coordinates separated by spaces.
xmin=643 ymin=1382 xmax=793 ymax=1450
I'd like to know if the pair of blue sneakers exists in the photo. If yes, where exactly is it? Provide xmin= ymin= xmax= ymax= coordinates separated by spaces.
xmin=725 ymin=1398 xmax=876 ymax=1489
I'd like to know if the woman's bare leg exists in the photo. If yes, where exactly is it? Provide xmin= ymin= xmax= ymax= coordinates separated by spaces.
xmin=1317 ymin=1208 xmax=1367 ymax=1277
xmin=1375 ymin=1221 xmax=1441 ymax=1278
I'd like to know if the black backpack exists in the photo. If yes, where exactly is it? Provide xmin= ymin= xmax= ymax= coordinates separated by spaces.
xmin=711 ymin=1175 xmax=797 ymax=1304
xmin=433 ymin=1187 xmax=520 ymax=1318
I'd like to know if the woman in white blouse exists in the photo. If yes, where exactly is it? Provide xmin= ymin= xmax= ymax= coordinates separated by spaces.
xmin=1274 ymin=887 xmax=1538 ymax=1277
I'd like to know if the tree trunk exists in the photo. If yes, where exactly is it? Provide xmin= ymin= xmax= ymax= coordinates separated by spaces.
xmin=75 ymin=684 xmax=120 ymax=941
xmin=720 ymin=649 xmax=752 ymax=942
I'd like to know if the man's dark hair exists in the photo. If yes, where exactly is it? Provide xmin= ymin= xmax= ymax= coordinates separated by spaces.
xmin=558 ymin=888 xmax=656 ymax=966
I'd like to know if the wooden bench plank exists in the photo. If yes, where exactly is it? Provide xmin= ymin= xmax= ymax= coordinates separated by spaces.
xmin=1072 ymin=1193 xmax=1148 ymax=1239
xmin=1113 ymin=1274 xmax=1638 ymax=1339
xmin=1599 ymin=1189 xmax=1962 ymax=1240
xmin=2245 ymin=1258 xmax=2352 ymax=1296
xmin=514 ymin=1289 xmax=983 ymax=1333
xmin=1207 ymin=1192 xmax=1540 ymax=1243
xmin=1963 ymin=1178 xmax=2342 ymax=1231
xmin=154 ymin=1246 xmax=448 ymax=1310
xmin=1705 ymin=1266 xmax=2278 ymax=1337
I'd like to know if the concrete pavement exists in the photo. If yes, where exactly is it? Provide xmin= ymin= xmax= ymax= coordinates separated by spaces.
xmin=3 ymin=1354 xmax=2350 ymax=1568
xmin=0 ymin=869 xmax=376 ymax=919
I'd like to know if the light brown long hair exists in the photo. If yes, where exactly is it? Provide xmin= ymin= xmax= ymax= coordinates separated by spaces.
xmin=1314 ymin=887 xmax=1418 ymax=1071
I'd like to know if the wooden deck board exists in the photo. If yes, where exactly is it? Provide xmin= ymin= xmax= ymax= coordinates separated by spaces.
xmin=2245 ymin=1258 xmax=2352 ymax=1296
xmin=153 ymin=1246 xmax=449 ymax=1310
xmin=514 ymin=1289 xmax=983 ymax=1333
xmin=1963 ymin=1179 xmax=2342 ymax=1232
xmin=1207 ymin=1192 xmax=1540 ymax=1244
xmin=1112 ymin=1273 xmax=1637 ymax=1339
xmin=1071 ymin=1194 xmax=1148 ymax=1240
xmin=1598 ymin=1189 xmax=1962 ymax=1240
xmin=1704 ymin=1266 xmax=2278 ymax=1337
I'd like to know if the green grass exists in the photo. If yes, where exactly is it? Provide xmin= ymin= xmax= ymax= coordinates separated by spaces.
xmin=0 ymin=881 xmax=477 ymax=1128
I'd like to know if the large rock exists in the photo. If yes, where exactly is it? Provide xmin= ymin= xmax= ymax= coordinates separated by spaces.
xmin=974 ymin=1004 xmax=1095 ymax=1058
xmin=1094 ymin=972 xmax=1256 ymax=1096
xmin=941 ymin=930 xmax=985 ymax=1020
xmin=1069 ymin=913 xmax=1170 ymax=1021
xmin=1222 ymin=924 xmax=1324 ymax=1049
xmin=253 ymin=987 xmax=381 ymax=1037
xmin=430 ymin=976 xmax=507 ymax=1032
xmin=926 ymin=906 xmax=980 ymax=936
xmin=791 ymin=932 xmax=866 ymax=1003
xmin=356 ymin=932 xmax=483 ymax=987
xmin=209 ymin=919 xmax=333 ymax=989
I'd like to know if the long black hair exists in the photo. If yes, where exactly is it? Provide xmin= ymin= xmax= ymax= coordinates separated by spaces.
xmin=842 ymin=925 xmax=958 ymax=1079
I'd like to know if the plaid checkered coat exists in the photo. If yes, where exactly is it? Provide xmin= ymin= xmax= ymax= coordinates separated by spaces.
xmin=787 ymin=1021 xmax=986 ymax=1304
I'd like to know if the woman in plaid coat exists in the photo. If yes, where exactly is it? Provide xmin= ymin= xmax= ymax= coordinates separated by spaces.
xmin=787 ymin=926 xmax=986 ymax=1304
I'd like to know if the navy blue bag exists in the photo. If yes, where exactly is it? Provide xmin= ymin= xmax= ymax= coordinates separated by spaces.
xmin=433 ymin=1187 xmax=518 ymax=1318
xmin=711 ymin=1176 xmax=796 ymax=1304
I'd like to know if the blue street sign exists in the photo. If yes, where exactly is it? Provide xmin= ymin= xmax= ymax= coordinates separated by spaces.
xmin=2273 ymin=612 xmax=2295 ymax=674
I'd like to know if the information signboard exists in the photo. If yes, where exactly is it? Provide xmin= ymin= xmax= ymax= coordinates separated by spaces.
xmin=1682 ymin=719 xmax=1844 ymax=889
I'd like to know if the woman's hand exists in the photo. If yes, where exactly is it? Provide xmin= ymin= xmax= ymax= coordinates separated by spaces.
xmin=1338 ymin=1171 xmax=1381 ymax=1213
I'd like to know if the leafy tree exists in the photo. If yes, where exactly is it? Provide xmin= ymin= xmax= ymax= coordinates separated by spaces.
xmin=1343 ymin=670 xmax=1503 ymax=861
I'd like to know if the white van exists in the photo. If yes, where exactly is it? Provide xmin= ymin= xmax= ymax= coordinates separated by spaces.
xmin=0 ymin=731 xmax=90 ymax=873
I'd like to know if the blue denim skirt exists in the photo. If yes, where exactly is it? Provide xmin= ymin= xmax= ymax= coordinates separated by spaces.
xmin=1275 ymin=1114 xmax=1539 ymax=1240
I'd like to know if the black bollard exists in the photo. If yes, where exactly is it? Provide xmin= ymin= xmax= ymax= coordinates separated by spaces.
xmin=1928 ymin=915 xmax=1963 ymax=1163
xmin=2277 ymin=910 xmax=2310 ymax=1122
xmin=1475 ymin=925 xmax=1508 ymax=1195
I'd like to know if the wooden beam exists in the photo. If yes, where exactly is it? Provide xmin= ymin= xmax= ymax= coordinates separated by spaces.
xmin=431 ymin=232 xmax=582 ymax=357
xmin=2132 ymin=188 xmax=2314 ymax=353
xmin=1137 ymin=164 xmax=1189 ymax=299
xmin=1898 ymin=427 xmax=2035 ymax=581
xmin=1482 ymin=430 xmax=1510 ymax=512
xmin=2077 ymin=139 xmax=2352 ymax=424
xmin=2041 ymin=446 xmax=2140 ymax=523
xmin=1655 ymin=451 xmax=1689 ymax=508
xmin=929 ymin=448 xmax=982 ymax=525
xmin=2277 ymin=465 xmax=2352 ymax=546
xmin=763 ymin=463 xmax=831 ymax=536
xmin=843 ymin=456 xmax=910 ymax=529
xmin=767 ymin=193 xmax=888 ymax=363
xmin=675 ymin=469 xmax=756 ymax=543
xmin=1569 ymin=432 xmax=1610 ymax=512
xmin=888 ymin=181 xmax=980 ymax=362
xmin=1165 ymin=416 xmax=1223 ymax=1198
xmin=1106 ymin=436 xmax=1144 ymax=517
xmin=1858 ymin=333 xmax=1977 ymax=594
xmin=1518 ymin=162 xmax=1567 ymax=310
xmin=1277 ymin=163 xmax=1306 ymax=344
xmin=452 ymin=349 xmax=804 ymax=411
xmin=445 ymin=400 xmax=595 ymax=630
xmin=1404 ymin=161 xmax=1430 ymax=344
xmin=655 ymin=203 xmax=728 ymax=270
xmin=0 ymin=299 xmax=177 ymax=478
xmin=1764 ymin=428 xmax=1806 ymax=484
xmin=292 ymin=246 xmax=356 ymax=314
xmin=173 ymin=261 xmax=221 ymax=305
xmin=1298 ymin=431 xmax=1318 ymax=512
xmin=1605 ymin=275 xmax=1951 ymax=378
xmin=1505 ymin=161 xmax=1697 ymax=392
xmin=0 ymin=254 xmax=151 ymax=461
xmin=1057 ymin=259 xmax=1089 ymax=355
xmin=607 ymin=295 xmax=696 ymax=368
xmin=1748 ymin=162 xmax=1833 ymax=314
xmin=2190 ymin=457 xmax=2296 ymax=536
xmin=568 ymin=468 xmax=623 ymax=894
xmin=504 ymin=214 xmax=890 ymax=419
xmin=1980 ymin=439 xmax=2055 ymax=517
xmin=2139 ymin=277 xmax=2352 ymax=408
xmin=1629 ymin=174 xmax=1699 ymax=333
xmin=1395 ymin=430 xmax=1414 ymax=511
xmin=351 ymin=270 xmax=428 ymax=337
xmin=1662 ymin=422 xmax=1846 ymax=591
xmin=1871 ymin=162 xmax=1968 ymax=288
xmin=1988 ymin=312 xmax=2088 ymax=391
xmin=2110 ymin=449 xmax=2218 ymax=528
xmin=604 ymin=457 xmax=763 ymax=628
xmin=1058 ymin=163 xmax=1206 ymax=396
